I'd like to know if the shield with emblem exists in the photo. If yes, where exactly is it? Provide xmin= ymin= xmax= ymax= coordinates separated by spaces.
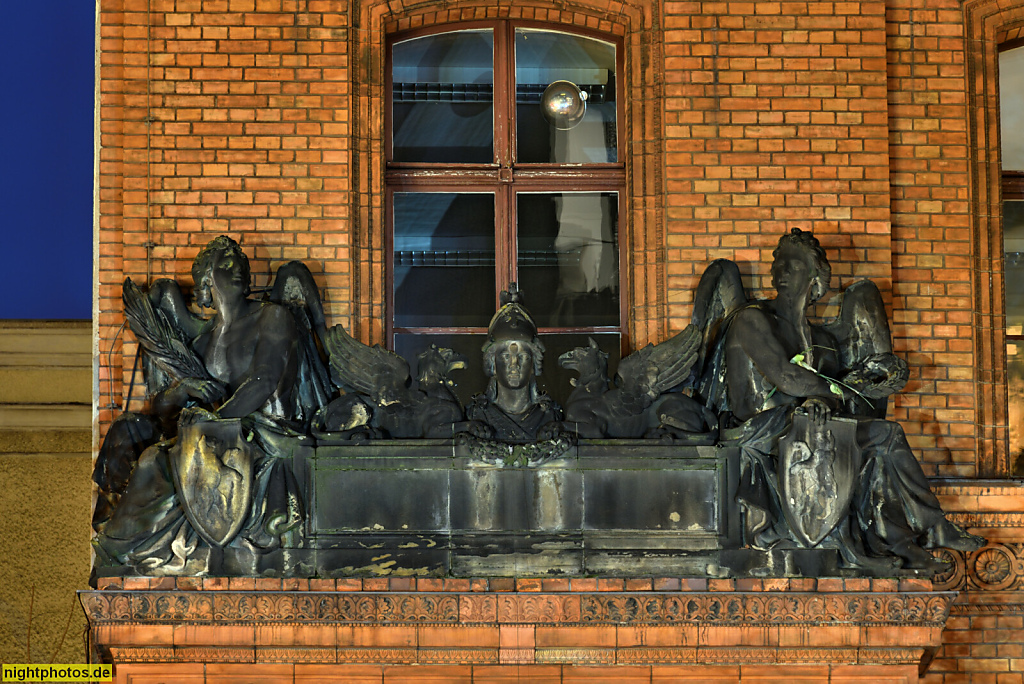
xmin=170 ymin=412 xmax=255 ymax=547
xmin=778 ymin=412 xmax=861 ymax=548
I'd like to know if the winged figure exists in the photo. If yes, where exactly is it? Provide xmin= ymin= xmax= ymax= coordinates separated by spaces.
xmin=320 ymin=324 xmax=465 ymax=438
xmin=558 ymin=326 xmax=715 ymax=439
xmin=96 ymin=236 xmax=332 ymax=572
xmin=120 ymin=254 xmax=332 ymax=426
xmin=690 ymin=228 xmax=983 ymax=571
xmin=692 ymin=259 xmax=908 ymax=423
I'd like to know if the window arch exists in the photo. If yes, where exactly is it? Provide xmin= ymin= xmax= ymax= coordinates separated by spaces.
xmin=347 ymin=0 xmax=668 ymax=370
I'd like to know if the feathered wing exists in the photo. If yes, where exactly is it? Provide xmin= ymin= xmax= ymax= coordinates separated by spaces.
xmin=691 ymin=259 xmax=749 ymax=407
xmin=323 ymin=323 xmax=410 ymax=397
xmin=268 ymin=261 xmax=332 ymax=416
xmin=820 ymin=279 xmax=909 ymax=417
xmin=692 ymin=259 xmax=747 ymax=348
xmin=122 ymin=277 xmax=211 ymax=383
xmin=613 ymin=324 xmax=702 ymax=415
xmin=644 ymin=324 xmax=703 ymax=394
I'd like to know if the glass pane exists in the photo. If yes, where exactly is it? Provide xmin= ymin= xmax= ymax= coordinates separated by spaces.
xmin=392 ymin=30 xmax=494 ymax=163
xmin=538 ymin=333 xmax=620 ymax=409
xmin=517 ymin=192 xmax=619 ymax=328
xmin=515 ymin=29 xmax=617 ymax=164
xmin=395 ymin=333 xmax=488 ymax=408
xmin=393 ymin=193 xmax=495 ymax=327
xmin=1000 ymin=46 xmax=1024 ymax=172
xmin=1005 ymin=201 xmax=1024 ymax=331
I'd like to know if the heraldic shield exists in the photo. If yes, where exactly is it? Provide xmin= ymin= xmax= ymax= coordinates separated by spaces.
xmin=169 ymin=410 xmax=255 ymax=548
xmin=778 ymin=411 xmax=862 ymax=548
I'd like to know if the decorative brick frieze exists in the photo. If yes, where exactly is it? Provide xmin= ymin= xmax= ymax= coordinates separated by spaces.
xmin=83 ymin=583 xmax=953 ymax=681
xmin=82 ymin=589 xmax=955 ymax=627
xmin=946 ymin=512 xmax=1024 ymax=528
xmin=930 ymin=543 xmax=1024 ymax=592
xmin=949 ymin=599 xmax=1024 ymax=617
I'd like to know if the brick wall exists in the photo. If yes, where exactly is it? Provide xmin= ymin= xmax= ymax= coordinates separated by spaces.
xmin=885 ymin=0 xmax=977 ymax=478
xmin=98 ymin=0 xmax=354 ymax=429
xmin=924 ymin=593 xmax=1024 ymax=684
xmin=662 ymin=0 xmax=893 ymax=309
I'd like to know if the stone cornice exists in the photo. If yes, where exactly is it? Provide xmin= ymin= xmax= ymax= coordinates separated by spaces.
xmin=946 ymin=512 xmax=1024 ymax=527
xmin=81 ymin=589 xmax=956 ymax=627
xmin=83 ymin=587 xmax=954 ymax=671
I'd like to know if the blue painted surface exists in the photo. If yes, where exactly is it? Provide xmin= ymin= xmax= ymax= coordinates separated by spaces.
xmin=0 ymin=5 xmax=94 ymax=319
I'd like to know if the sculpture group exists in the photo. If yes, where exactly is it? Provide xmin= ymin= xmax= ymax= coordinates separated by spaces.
xmin=93 ymin=230 xmax=985 ymax=577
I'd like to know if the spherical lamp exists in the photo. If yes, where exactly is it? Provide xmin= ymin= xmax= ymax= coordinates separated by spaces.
xmin=540 ymin=80 xmax=588 ymax=130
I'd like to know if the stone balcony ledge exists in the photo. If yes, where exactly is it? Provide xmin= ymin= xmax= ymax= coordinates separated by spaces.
xmin=82 ymin=579 xmax=952 ymax=679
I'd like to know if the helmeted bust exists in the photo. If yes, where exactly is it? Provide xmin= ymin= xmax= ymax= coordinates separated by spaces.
xmin=466 ymin=285 xmax=563 ymax=443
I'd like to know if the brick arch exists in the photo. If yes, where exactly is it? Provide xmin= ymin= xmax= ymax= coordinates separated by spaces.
xmin=996 ymin=22 xmax=1024 ymax=44
xmin=963 ymin=0 xmax=1024 ymax=475
xmin=347 ymin=0 xmax=667 ymax=349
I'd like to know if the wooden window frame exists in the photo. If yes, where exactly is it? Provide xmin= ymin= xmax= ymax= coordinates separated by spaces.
xmin=384 ymin=21 xmax=630 ymax=353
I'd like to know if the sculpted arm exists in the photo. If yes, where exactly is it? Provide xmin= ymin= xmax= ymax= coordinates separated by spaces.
xmin=218 ymin=305 xmax=300 ymax=419
xmin=151 ymin=378 xmax=225 ymax=420
xmin=732 ymin=307 xmax=835 ymax=400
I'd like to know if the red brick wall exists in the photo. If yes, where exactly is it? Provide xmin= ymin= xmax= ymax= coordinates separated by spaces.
xmin=924 ymin=592 xmax=1024 ymax=684
xmin=885 ymin=0 xmax=977 ymax=478
xmin=97 ymin=0 xmax=354 ymax=429
xmin=662 ymin=0 xmax=893 ymax=310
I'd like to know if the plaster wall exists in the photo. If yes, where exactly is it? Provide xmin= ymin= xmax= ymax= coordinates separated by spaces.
xmin=0 ymin=321 xmax=92 ymax=665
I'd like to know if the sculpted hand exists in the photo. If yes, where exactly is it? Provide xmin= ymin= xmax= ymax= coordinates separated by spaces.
xmin=801 ymin=397 xmax=832 ymax=426
xmin=176 ymin=378 xmax=226 ymax=405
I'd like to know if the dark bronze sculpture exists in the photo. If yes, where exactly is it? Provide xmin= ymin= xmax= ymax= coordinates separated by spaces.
xmin=94 ymin=236 xmax=329 ymax=573
xmin=318 ymin=325 xmax=465 ymax=439
xmin=93 ymin=232 xmax=985 ymax=579
xmin=463 ymin=287 xmax=564 ymax=444
xmin=693 ymin=228 xmax=985 ymax=571
xmin=558 ymin=329 xmax=715 ymax=440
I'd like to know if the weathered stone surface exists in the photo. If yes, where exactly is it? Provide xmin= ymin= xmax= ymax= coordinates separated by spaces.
xmin=290 ymin=441 xmax=740 ymax=577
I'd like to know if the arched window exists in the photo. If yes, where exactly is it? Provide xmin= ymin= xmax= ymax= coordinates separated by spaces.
xmin=386 ymin=22 xmax=625 ymax=403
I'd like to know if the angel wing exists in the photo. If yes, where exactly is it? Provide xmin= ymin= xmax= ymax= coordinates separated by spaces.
xmin=690 ymin=259 xmax=749 ymax=408
xmin=692 ymin=259 xmax=747 ymax=367
xmin=615 ymin=324 xmax=702 ymax=400
xmin=323 ymin=323 xmax=411 ymax=399
xmin=820 ymin=279 xmax=908 ymax=417
xmin=268 ymin=261 xmax=332 ymax=415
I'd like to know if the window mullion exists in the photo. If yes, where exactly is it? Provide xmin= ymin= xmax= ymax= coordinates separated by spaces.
xmin=496 ymin=21 xmax=516 ymax=302
xmin=494 ymin=20 xmax=513 ymax=168
xmin=496 ymin=184 xmax=514 ymax=302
